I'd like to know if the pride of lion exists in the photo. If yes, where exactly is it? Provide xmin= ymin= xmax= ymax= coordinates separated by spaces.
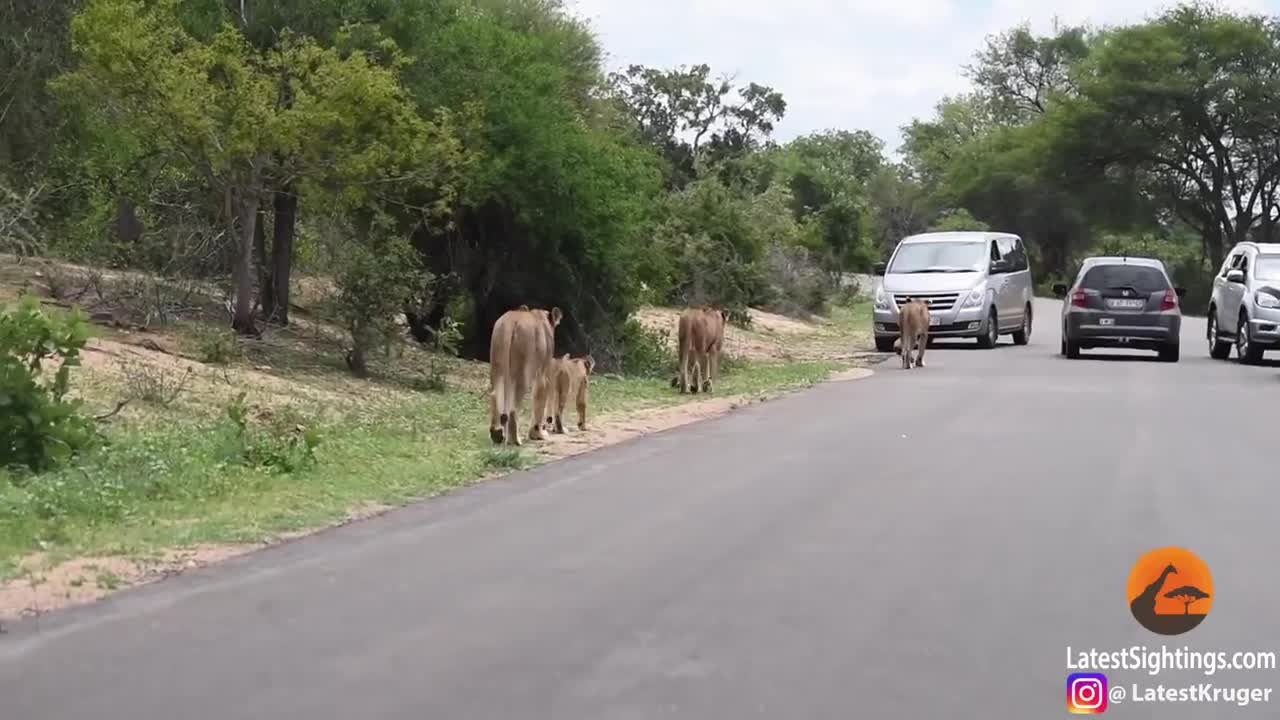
xmin=486 ymin=297 xmax=929 ymax=443
xmin=487 ymin=304 xmax=731 ymax=444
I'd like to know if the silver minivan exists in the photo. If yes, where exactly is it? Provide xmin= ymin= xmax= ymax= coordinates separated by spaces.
xmin=871 ymin=231 xmax=1034 ymax=351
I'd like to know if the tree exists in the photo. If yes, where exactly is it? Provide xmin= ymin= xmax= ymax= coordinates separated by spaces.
xmin=1055 ymin=3 xmax=1280 ymax=267
xmin=1164 ymin=585 xmax=1210 ymax=615
xmin=965 ymin=20 xmax=1091 ymax=122
xmin=929 ymin=209 xmax=989 ymax=232
xmin=773 ymin=130 xmax=885 ymax=271
xmin=55 ymin=0 xmax=461 ymax=334
xmin=607 ymin=63 xmax=786 ymax=188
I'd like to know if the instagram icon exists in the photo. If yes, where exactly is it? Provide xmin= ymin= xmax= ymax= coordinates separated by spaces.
xmin=1067 ymin=673 xmax=1108 ymax=714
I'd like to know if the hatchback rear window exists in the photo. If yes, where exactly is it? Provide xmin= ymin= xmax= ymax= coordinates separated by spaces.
xmin=1079 ymin=265 xmax=1170 ymax=292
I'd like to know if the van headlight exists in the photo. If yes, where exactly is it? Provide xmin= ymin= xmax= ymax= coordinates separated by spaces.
xmin=1256 ymin=293 xmax=1280 ymax=309
xmin=874 ymin=286 xmax=890 ymax=309
xmin=963 ymin=283 xmax=987 ymax=308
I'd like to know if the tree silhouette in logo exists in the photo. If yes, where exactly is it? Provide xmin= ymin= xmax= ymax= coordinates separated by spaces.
xmin=1128 ymin=553 xmax=1212 ymax=635
xmin=1165 ymin=586 xmax=1210 ymax=616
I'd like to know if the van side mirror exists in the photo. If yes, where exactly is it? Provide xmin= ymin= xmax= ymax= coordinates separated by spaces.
xmin=872 ymin=262 xmax=886 ymax=276
xmin=1226 ymin=269 xmax=1245 ymax=284
xmin=1175 ymin=287 xmax=1187 ymax=298
xmin=1052 ymin=283 xmax=1068 ymax=298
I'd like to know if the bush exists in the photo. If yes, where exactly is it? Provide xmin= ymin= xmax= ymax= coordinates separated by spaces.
xmin=587 ymin=318 xmax=672 ymax=377
xmin=190 ymin=323 xmax=240 ymax=364
xmin=759 ymin=245 xmax=834 ymax=318
xmin=222 ymin=393 xmax=321 ymax=474
xmin=332 ymin=235 xmax=434 ymax=377
xmin=0 ymin=297 xmax=97 ymax=472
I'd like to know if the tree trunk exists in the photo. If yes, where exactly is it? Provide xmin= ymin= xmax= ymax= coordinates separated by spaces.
xmin=114 ymin=198 xmax=143 ymax=245
xmin=262 ymin=183 xmax=296 ymax=325
xmin=231 ymin=171 xmax=264 ymax=335
xmin=253 ymin=205 xmax=268 ymax=313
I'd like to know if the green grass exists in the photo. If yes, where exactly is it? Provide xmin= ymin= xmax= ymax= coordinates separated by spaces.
xmin=0 ymin=357 xmax=846 ymax=581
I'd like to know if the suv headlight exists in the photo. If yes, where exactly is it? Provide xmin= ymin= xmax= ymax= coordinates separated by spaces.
xmin=962 ymin=282 xmax=987 ymax=308
xmin=1256 ymin=293 xmax=1280 ymax=309
xmin=874 ymin=286 xmax=890 ymax=309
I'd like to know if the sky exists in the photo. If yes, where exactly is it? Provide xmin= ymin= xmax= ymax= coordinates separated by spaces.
xmin=567 ymin=0 xmax=1277 ymax=157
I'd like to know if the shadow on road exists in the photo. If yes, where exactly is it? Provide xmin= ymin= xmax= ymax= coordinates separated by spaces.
xmin=1062 ymin=352 xmax=1163 ymax=363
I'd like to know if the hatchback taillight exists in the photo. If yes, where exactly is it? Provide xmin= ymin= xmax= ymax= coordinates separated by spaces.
xmin=1160 ymin=289 xmax=1178 ymax=311
xmin=1071 ymin=289 xmax=1088 ymax=308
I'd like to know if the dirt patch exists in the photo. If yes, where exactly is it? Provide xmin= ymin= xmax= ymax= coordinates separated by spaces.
xmin=0 ymin=544 xmax=257 ymax=622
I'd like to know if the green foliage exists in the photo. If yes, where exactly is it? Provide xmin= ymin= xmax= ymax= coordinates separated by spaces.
xmin=929 ymin=209 xmax=990 ymax=232
xmin=616 ymin=319 xmax=673 ymax=378
xmin=223 ymin=393 xmax=322 ymax=474
xmin=331 ymin=232 xmax=434 ymax=377
xmin=0 ymin=297 xmax=97 ymax=472
xmin=191 ymin=323 xmax=241 ymax=364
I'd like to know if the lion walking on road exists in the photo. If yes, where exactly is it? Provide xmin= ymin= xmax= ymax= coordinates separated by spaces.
xmin=898 ymin=298 xmax=929 ymax=370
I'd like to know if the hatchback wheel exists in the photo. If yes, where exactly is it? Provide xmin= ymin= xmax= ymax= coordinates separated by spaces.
xmin=1207 ymin=312 xmax=1231 ymax=360
xmin=1062 ymin=326 xmax=1080 ymax=358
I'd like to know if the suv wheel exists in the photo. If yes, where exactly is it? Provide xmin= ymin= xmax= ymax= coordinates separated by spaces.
xmin=1159 ymin=342 xmax=1180 ymax=362
xmin=1237 ymin=312 xmax=1264 ymax=364
xmin=977 ymin=308 xmax=998 ymax=349
xmin=1207 ymin=311 xmax=1231 ymax=359
xmin=875 ymin=336 xmax=895 ymax=353
xmin=1011 ymin=304 xmax=1031 ymax=345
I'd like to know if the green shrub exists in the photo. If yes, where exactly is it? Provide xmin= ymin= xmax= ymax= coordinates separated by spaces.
xmin=222 ymin=393 xmax=322 ymax=474
xmin=585 ymin=317 xmax=674 ymax=377
xmin=191 ymin=323 xmax=240 ymax=364
xmin=0 ymin=297 xmax=97 ymax=472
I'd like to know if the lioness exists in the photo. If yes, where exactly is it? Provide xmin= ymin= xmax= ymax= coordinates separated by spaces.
xmin=488 ymin=305 xmax=562 ymax=445
xmin=898 ymin=297 xmax=929 ymax=369
xmin=669 ymin=306 xmax=728 ymax=394
xmin=543 ymin=353 xmax=594 ymax=434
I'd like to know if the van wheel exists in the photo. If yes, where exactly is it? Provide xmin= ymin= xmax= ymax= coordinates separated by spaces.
xmin=875 ymin=336 xmax=895 ymax=352
xmin=977 ymin=309 xmax=998 ymax=348
xmin=1011 ymin=304 xmax=1031 ymax=345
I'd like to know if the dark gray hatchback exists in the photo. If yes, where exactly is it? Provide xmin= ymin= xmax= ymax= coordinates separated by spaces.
xmin=1053 ymin=256 xmax=1185 ymax=362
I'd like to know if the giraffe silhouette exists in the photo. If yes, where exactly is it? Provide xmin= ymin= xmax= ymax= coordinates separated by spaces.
xmin=1131 ymin=562 xmax=1177 ymax=628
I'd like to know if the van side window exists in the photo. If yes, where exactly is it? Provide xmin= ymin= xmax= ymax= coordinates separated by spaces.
xmin=990 ymin=240 xmax=1002 ymax=263
xmin=1239 ymin=253 xmax=1250 ymax=278
xmin=1009 ymin=238 xmax=1029 ymax=271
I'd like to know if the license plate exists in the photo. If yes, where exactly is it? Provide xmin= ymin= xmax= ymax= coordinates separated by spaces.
xmin=929 ymin=316 xmax=940 ymax=326
xmin=1107 ymin=299 xmax=1145 ymax=309
xmin=1099 ymin=317 xmax=1115 ymax=326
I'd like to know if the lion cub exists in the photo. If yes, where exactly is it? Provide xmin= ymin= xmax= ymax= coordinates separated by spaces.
xmin=544 ymin=353 xmax=595 ymax=433
xmin=898 ymin=298 xmax=930 ymax=369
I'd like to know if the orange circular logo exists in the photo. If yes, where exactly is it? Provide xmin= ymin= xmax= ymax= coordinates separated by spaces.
xmin=1127 ymin=547 xmax=1214 ymax=635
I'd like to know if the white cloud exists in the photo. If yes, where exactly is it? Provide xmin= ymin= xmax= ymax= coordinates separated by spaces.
xmin=568 ymin=0 xmax=1280 ymax=156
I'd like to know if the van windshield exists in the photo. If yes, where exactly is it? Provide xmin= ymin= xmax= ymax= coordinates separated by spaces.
xmin=887 ymin=241 xmax=987 ymax=273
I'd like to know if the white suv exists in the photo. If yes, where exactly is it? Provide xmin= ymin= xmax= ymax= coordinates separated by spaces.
xmin=1207 ymin=242 xmax=1280 ymax=363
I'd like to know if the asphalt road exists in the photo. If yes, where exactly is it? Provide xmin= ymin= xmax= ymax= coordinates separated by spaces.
xmin=5 ymin=297 xmax=1280 ymax=719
